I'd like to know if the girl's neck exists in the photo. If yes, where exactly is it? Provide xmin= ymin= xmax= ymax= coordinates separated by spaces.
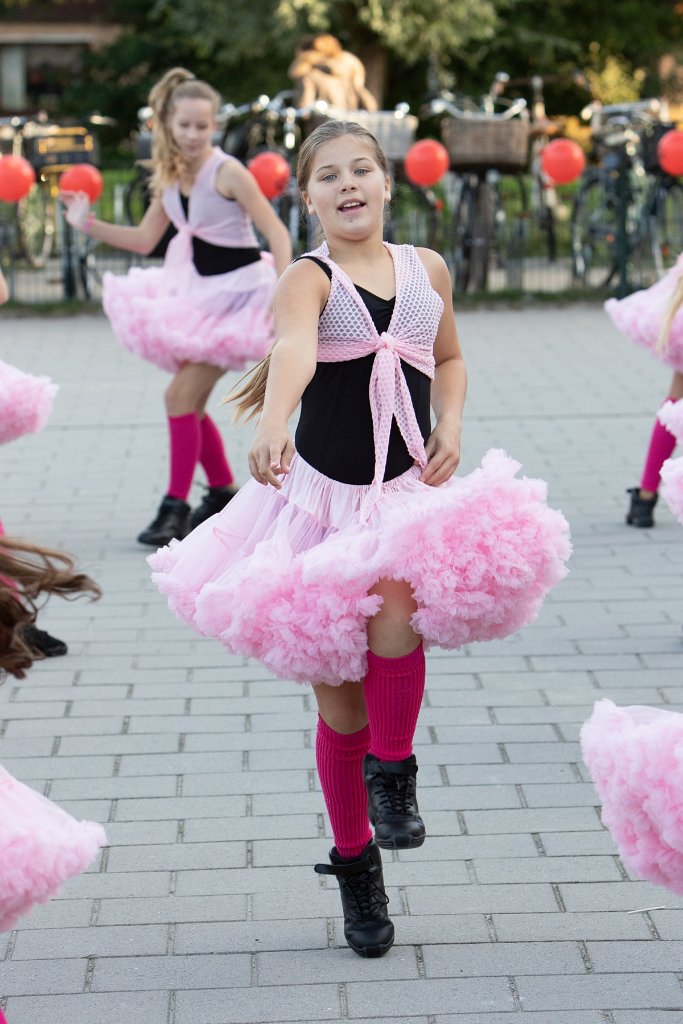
xmin=177 ymin=146 xmax=214 ymax=189
xmin=324 ymin=235 xmax=387 ymax=268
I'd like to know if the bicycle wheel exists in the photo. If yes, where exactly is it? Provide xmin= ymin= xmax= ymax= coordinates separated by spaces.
xmin=650 ymin=178 xmax=683 ymax=277
xmin=571 ymin=172 xmax=618 ymax=287
xmin=451 ymin=180 xmax=474 ymax=293
xmin=18 ymin=183 xmax=55 ymax=267
xmin=469 ymin=181 xmax=493 ymax=292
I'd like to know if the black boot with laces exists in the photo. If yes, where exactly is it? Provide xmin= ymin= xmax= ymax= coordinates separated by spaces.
xmin=363 ymin=752 xmax=426 ymax=850
xmin=189 ymin=485 xmax=238 ymax=531
xmin=314 ymin=840 xmax=394 ymax=958
xmin=626 ymin=487 xmax=658 ymax=528
xmin=137 ymin=496 xmax=190 ymax=547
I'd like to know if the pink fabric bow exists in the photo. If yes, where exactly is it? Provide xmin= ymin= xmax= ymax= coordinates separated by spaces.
xmin=361 ymin=330 xmax=433 ymax=521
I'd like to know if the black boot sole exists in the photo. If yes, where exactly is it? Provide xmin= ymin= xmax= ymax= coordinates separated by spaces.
xmin=346 ymin=933 xmax=395 ymax=958
xmin=373 ymin=832 xmax=426 ymax=850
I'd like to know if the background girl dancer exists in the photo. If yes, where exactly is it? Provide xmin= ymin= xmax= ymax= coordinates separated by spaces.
xmin=62 ymin=68 xmax=291 ymax=546
xmin=151 ymin=120 xmax=570 ymax=958
xmin=605 ymin=256 xmax=683 ymax=527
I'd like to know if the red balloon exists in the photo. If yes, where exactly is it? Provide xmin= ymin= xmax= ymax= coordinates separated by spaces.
xmin=0 ymin=156 xmax=36 ymax=202
xmin=658 ymin=130 xmax=683 ymax=177
xmin=404 ymin=139 xmax=449 ymax=187
xmin=540 ymin=138 xmax=585 ymax=185
xmin=248 ymin=151 xmax=290 ymax=199
xmin=59 ymin=164 xmax=103 ymax=202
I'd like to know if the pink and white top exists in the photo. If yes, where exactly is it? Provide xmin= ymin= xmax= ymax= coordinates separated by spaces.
xmin=161 ymin=148 xmax=259 ymax=272
xmin=311 ymin=241 xmax=444 ymax=518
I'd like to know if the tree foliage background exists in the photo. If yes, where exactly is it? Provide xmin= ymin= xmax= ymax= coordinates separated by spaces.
xmin=1 ymin=0 xmax=681 ymax=152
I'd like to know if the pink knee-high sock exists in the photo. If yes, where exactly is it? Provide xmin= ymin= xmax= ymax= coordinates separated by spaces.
xmin=364 ymin=643 xmax=426 ymax=762
xmin=640 ymin=397 xmax=678 ymax=493
xmin=316 ymin=716 xmax=372 ymax=859
xmin=167 ymin=413 xmax=201 ymax=501
xmin=199 ymin=415 xmax=234 ymax=488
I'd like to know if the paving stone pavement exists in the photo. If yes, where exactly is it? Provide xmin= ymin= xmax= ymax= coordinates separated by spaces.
xmin=1 ymin=305 xmax=683 ymax=1024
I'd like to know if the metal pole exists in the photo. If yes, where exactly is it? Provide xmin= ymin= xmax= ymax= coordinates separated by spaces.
xmin=615 ymin=156 xmax=629 ymax=298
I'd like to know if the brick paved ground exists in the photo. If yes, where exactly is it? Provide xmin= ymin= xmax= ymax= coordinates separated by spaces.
xmin=1 ymin=306 xmax=682 ymax=1023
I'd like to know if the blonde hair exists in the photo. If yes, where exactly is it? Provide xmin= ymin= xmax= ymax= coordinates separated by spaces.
xmin=148 ymin=67 xmax=220 ymax=194
xmin=658 ymin=274 xmax=683 ymax=354
xmin=0 ymin=537 xmax=101 ymax=679
xmin=230 ymin=120 xmax=390 ymax=421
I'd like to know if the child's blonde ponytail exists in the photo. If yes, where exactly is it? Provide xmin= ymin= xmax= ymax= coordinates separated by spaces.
xmin=226 ymin=356 xmax=271 ymax=421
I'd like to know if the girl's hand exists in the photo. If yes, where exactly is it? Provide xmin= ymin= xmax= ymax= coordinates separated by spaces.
xmin=60 ymin=191 xmax=91 ymax=230
xmin=248 ymin=422 xmax=295 ymax=488
xmin=420 ymin=420 xmax=461 ymax=486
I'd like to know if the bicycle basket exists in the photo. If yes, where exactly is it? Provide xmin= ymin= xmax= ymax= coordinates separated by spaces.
xmin=22 ymin=127 xmax=97 ymax=171
xmin=310 ymin=109 xmax=418 ymax=161
xmin=441 ymin=116 xmax=529 ymax=173
xmin=641 ymin=122 xmax=676 ymax=174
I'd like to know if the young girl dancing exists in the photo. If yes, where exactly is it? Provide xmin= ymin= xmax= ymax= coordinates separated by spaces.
xmin=150 ymin=120 xmax=571 ymax=957
xmin=0 ymin=535 xmax=106 ymax=932
xmin=62 ymin=68 xmax=292 ymax=547
xmin=605 ymin=256 xmax=683 ymax=527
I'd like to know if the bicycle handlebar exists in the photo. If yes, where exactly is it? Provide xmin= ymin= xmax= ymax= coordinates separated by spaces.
xmin=427 ymin=95 xmax=528 ymax=121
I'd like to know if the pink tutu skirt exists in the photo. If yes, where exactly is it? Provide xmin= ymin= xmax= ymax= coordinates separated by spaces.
xmin=0 ymin=359 xmax=57 ymax=445
xmin=102 ymin=254 xmax=276 ymax=373
xmin=150 ymin=449 xmax=571 ymax=685
xmin=0 ymin=764 xmax=106 ymax=930
xmin=604 ymin=255 xmax=683 ymax=371
xmin=581 ymin=700 xmax=683 ymax=894
xmin=658 ymin=399 xmax=683 ymax=524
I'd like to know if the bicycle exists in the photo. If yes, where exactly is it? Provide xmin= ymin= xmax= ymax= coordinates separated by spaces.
xmin=426 ymin=75 xmax=529 ymax=292
xmin=0 ymin=112 xmax=103 ymax=270
xmin=571 ymin=99 xmax=683 ymax=289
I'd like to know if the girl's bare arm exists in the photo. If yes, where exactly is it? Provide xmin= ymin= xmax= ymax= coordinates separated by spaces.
xmin=248 ymin=260 xmax=327 ymax=487
xmin=217 ymin=160 xmax=292 ymax=276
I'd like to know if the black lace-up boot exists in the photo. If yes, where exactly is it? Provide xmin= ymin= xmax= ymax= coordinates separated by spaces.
xmin=137 ymin=496 xmax=191 ymax=547
xmin=626 ymin=487 xmax=658 ymax=528
xmin=363 ymin=753 xmax=425 ymax=850
xmin=18 ymin=624 xmax=68 ymax=658
xmin=189 ymin=485 xmax=238 ymax=531
xmin=314 ymin=840 xmax=394 ymax=958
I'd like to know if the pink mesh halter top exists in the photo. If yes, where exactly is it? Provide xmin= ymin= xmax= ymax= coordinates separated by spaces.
xmin=162 ymin=148 xmax=259 ymax=271
xmin=310 ymin=241 xmax=444 ymax=519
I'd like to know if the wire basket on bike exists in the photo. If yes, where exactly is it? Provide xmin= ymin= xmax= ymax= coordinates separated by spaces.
xmin=308 ymin=108 xmax=418 ymax=162
xmin=441 ymin=116 xmax=529 ymax=174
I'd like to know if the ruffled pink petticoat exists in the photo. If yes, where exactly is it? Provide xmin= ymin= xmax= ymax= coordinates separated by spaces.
xmin=102 ymin=254 xmax=276 ymax=374
xmin=150 ymin=449 xmax=571 ymax=686
xmin=581 ymin=699 xmax=683 ymax=894
xmin=0 ymin=765 xmax=106 ymax=930
xmin=604 ymin=255 xmax=683 ymax=371
xmin=0 ymin=359 xmax=57 ymax=445
xmin=657 ymin=398 xmax=683 ymax=524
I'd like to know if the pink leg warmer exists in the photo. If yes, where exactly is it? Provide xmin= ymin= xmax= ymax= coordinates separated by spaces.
xmin=316 ymin=716 xmax=372 ymax=859
xmin=640 ymin=397 xmax=677 ymax=493
xmin=198 ymin=415 xmax=234 ymax=488
xmin=167 ymin=413 xmax=201 ymax=501
xmin=364 ymin=643 xmax=426 ymax=762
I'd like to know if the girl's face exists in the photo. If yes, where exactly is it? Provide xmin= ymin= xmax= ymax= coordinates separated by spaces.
xmin=302 ymin=135 xmax=391 ymax=240
xmin=168 ymin=97 xmax=215 ymax=160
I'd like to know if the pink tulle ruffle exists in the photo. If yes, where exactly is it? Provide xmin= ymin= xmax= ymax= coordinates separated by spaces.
xmin=0 ymin=359 xmax=57 ymax=445
xmin=604 ymin=257 xmax=683 ymax=372
xmin=658 ymin=399 xmax=683 ymax=525
xmin=581 ymin=699 xmax=683 ymax=894
xmin=0 ymin=765 xmax=107 ymax=930
xmin=102 ymin=255 xmax=276 ymax=373
xmin=150 ymin=449 xmax=571 ymax=685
